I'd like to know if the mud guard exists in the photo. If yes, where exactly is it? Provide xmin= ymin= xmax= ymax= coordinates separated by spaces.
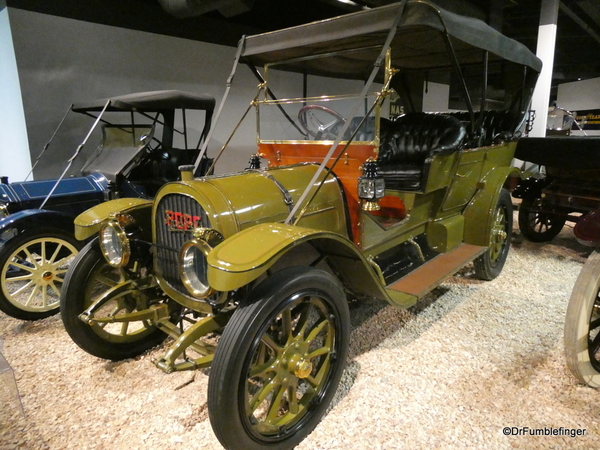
xmin=207 ymin=223 xmax=390 ymax=301
xmin=74 ymin=198 xmax=153 ymax=240
xmin=463 ymin=166 xmax=518 ymax=246
xmin=0 ymin=209 xmax=76 ymax=236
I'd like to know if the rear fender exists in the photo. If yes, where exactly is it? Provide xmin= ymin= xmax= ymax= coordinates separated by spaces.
xmin=463 ymin=166 xmax=517 ymax=246
xmin=0 ymin=209 xmax=75 ymax=236
xmin=207 ymin=223 xmax=389 ymax=300
xmin=74 ymin=198 xmax=153 ymax=241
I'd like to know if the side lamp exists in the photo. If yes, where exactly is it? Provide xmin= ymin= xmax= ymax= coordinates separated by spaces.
xmin=358 ymin=158 xmax=385 ymax=211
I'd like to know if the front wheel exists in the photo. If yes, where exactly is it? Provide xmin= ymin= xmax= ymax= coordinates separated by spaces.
xmin=60 ymin=239 xmax=170 ymax=360
xmin=0 ymin=229 xmax=81 ymax=320
xmin=208 ymin=267 xmax=350 ymax=450
xmin=474 ymin=188 xmax=513 ymax=281
xmin=564 ymin=250 xmax=600 ymax=387
xmin=518 ymin=197 xmax=566 ymax=242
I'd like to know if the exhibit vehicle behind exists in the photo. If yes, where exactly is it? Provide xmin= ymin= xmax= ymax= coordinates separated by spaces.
xmin=564 ymin=209 xmax=600 ymax=387
xmin=0 ymin=90 xmax=215 ymax=320
xmin=512 ymin=135 xmax=600 ymax=242
xmin=60 ymin=2 xmax=541 ymax=449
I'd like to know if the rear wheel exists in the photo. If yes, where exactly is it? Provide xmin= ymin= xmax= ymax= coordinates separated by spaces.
xmin=208 ymin=267 xmax=349 ymax=450
xmin=518 ymin=197 xmax=566 ymax=242
xmin=0 ymin=229 xmax=81 ymax=320
xmin=60 ymin=239 xmax=170 ymax=360
xmin=564 ymin=250 xmax=600 ymax=387
xmin=474 ymin=189 xmax=512 ymax=281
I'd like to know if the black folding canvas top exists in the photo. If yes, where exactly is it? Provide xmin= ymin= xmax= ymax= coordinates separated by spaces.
xmin=240 ymin=0 xmax=542 ymax=81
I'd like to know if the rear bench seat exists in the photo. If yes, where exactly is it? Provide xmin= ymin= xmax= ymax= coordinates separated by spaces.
xmin=447 ymin=110 xmax=518 ymax=147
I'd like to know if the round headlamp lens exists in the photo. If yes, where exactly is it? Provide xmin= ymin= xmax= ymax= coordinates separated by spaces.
xmin=180 ymin=239 xmax=213 ymax=298
xmin=99 ymin=221 xmax=130 ymax=267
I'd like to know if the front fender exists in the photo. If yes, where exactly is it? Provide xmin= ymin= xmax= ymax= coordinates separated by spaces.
xmin=0 ymin=209 xmax=76 ymax=235
xmin=463 ymin=166 xmax=517 ymax=246
xmin=207 ymin=223 xmax=388 ymax=300
xmin=74 ymin=198 xmax=153 ymax=241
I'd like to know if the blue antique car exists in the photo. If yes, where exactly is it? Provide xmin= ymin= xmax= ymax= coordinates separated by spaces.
xmin=0 ymin=90 xmax=215 ymax=320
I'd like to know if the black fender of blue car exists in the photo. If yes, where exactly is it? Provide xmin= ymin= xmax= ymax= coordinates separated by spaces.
xmin=0 ymin=209 xmax=77 ymax=240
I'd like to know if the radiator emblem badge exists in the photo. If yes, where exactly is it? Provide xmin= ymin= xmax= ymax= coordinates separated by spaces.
xmin=165 ymin=210 xmax=201 ymax=231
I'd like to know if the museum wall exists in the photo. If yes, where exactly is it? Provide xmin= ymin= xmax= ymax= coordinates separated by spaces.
xmin=0 ymin=7 xmax=31 ymax=181
xmin=7 ymin=8 xmax=268 ymax=179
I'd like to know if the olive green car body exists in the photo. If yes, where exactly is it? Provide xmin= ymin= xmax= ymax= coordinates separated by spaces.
xmin=75 ymin=139 xmax=518 ymax=310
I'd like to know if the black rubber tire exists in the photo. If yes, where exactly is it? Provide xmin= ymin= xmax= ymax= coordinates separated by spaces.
xmin=564 ymin=250 xmax=600 ymax=387
xmin=474 ymin=188 xmax=513 ymax=281
xmin=518 ymin=197 xmax=566 ymax=242
xmin=0 ymin=229 xmax=82 ymax=320
xmin=208 ymin=266 xmax=350 ymax=450
xmin=60 ymin=239 xmax=168 ymax=360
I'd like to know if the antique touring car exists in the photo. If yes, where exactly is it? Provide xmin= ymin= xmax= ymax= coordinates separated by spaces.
xmin=0 ymin=90 xmax=214 ymax=320
xmin=60 ymin=2 xmax=541 ymax=449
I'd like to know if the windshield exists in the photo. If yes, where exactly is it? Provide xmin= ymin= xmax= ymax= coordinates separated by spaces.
xmin=258 ymin=50 xmax=389 ymax=144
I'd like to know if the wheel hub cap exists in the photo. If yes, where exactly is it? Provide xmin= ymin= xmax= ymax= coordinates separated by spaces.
xmin=42 ymin=271 xmax=54 ymax=281
xmin=291 ymin=358 xmax=313 ymax=379
xmin=280 ymin=341 xmax=313 ymax=381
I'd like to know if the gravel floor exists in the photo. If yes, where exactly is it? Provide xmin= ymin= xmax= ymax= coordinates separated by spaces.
xmin=1 ymin=212 xmax=599 ymax=450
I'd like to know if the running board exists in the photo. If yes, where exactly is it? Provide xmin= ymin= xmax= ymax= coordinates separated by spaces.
xmin=385 ymin=243 xmax=486 ymax=301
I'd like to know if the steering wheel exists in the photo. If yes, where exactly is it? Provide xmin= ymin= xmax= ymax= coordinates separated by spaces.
xmin=298 ymin=105 xmax=346 ymax=140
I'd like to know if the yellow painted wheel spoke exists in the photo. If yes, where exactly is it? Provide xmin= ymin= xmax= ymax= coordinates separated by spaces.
xmin=281 ymin=309 xmax=293 ymax=344
xmin=49 ymin=282 xmax=62 ymax=298
xmin=22 ymin=248 xmax=39 ymax=268
xmin=307 ymin=345 xmax=330 ymax=360
xmin=249 ymin=359 xmax=276 ymax=378
xmin=290 ymin=303 xmax=310 ymax=339
xmin=266 ymin=385 xmax=285 ymax=423
xmin=12 ymin=280 xmax=35 ymax=297
xmin=25 ymin=284 xmax=40 ymax=306
xmin=52 ymin=255 xmax=73 ymax=269
xmin=49 ymin=243 xmax=63 ymax=264
xmin=41 ymin=286 xmax=48 ymax=307
xmin=9 ymin=262 xmax=36 ymax=273
xmin=305 ymin=319 xmax=328 ymax=344
xmin=287 ymin=385 xmax=299 ymax=415
xmin=249 ymin=379 xmax=276 ymax=412
xmin=306 ymin=355 xmax=330 ymax=388
xmin=261 ymin=334 xmax=281 ymax=352
xmin=6 ymin=273 xmax=34 ymax=282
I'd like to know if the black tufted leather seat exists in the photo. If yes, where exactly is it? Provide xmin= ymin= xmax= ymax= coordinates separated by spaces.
xmin=378 ymin=113 xmax=466 ymax=191
xmin=447 ymin=110 xmax=518 ymax=147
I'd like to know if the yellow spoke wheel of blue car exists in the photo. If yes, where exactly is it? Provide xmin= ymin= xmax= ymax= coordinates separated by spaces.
xmin=60 ymin=239 xmax=170 ymax=360
xmin=0 ymin=229 xmax=81 ymax=320
xmin=208 ymin=267 xmax=349 ymax=450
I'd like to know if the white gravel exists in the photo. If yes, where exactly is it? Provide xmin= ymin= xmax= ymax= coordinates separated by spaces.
xmin=1 ymin=213 xmax=599 ymax=450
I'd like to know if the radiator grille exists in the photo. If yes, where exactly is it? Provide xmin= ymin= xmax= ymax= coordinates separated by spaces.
xmin=155 ymin=193 xmax=211 ymax=296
